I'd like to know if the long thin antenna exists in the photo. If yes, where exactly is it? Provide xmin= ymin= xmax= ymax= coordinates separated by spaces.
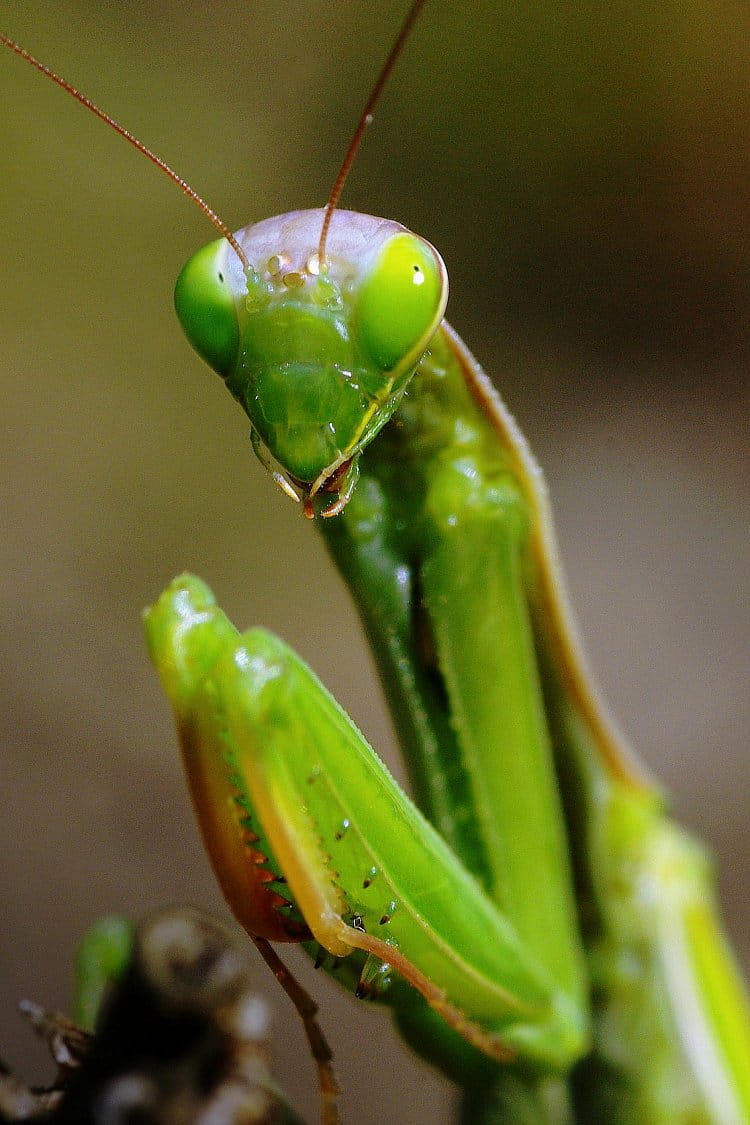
xmin=0 ymin=34 xmax=249 ymax=270
xmin=317 ymin=0 xmax=429 ymax=265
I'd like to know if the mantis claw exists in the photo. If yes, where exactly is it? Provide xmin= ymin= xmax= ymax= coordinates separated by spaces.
xmin=146 ymin=574 xmax=589 ymax=1072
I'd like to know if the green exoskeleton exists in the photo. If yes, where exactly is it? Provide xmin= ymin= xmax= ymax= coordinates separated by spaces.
xmin=4 ymin=4 xmax=750 ymax=1122
xmin=173 ymin=211 xmax=447 ymax=517
xmin=148 ymin=262 xmax=750 ymax=1120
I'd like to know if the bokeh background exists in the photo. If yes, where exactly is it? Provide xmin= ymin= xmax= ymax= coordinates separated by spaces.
xmin=1 ymin=1 xmax=748 ymax=1120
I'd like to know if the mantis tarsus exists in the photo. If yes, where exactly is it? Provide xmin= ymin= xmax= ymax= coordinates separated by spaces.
xmin=1 ymin=2 xmax=750 ymax=1125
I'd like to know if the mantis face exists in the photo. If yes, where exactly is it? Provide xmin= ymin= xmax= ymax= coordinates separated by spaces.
xmin=174 ymin=208 xmax=447 ymax=513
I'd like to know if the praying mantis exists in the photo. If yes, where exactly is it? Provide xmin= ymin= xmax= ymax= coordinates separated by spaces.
xmin=1 ymin=2 xmax=750 ymax=1125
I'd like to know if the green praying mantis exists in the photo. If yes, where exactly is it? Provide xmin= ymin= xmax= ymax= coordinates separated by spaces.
xmin=3 ymin=3 xmax=750 ymax=1122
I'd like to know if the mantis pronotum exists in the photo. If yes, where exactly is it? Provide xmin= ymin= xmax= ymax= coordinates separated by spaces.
xmin=1 ymin=2 xmax=750 ymax=1125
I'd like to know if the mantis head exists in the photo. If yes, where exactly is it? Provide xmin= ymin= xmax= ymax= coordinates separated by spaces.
xmin=174 ymin=209 xmax=447 ymax=516
xmin=2 ymin=2 xmax=436 ymax=517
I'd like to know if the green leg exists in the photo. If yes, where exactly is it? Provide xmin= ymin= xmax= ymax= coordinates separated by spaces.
xmin=146 ymin=575 xmax=584 ymax=1075
xmin=537 ymin=652 xmax=750 ymax=1123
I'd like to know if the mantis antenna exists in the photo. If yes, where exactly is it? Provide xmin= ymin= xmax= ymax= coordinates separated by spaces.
xmin=3 ymin=0 xmax=428 ymax=273
xmin=317 ymin=0 xmax=430 ymax=265
xmin=0 ymin=33 xmax=250 ymax=272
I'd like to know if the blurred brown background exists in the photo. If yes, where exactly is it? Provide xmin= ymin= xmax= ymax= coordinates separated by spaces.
xmin=1 ymin=1 xmax=748 ymax=1121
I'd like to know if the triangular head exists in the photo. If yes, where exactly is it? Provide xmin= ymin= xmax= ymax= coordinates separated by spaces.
xmin=174 ymin=209 xmax=447 ymax=516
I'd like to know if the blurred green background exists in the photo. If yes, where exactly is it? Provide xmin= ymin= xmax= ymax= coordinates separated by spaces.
xmin=1 ymin=1 xmax=748 ymax=1120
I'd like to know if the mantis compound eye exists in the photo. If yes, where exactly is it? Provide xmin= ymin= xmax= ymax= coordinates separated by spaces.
xmin=174 ymin=239 xmax=240 ymax=379
xmin=355 ymin=232 xmax=446 ymax=373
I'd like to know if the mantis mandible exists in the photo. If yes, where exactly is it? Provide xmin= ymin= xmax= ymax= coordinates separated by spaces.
xmin=2 ymin=4 xmax=750 ymax=1123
